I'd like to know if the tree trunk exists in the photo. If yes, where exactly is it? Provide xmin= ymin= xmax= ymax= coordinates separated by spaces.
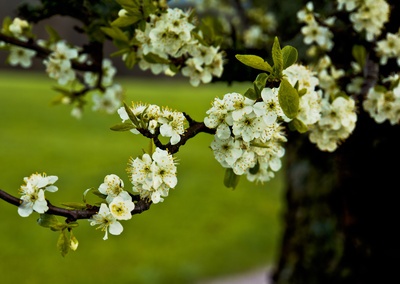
xmin=272 ymin=110 xmax=400 ymax=283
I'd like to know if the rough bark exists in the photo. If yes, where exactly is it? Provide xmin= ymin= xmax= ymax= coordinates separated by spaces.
xmin=272 ymin=110 xmax=400 ymax=283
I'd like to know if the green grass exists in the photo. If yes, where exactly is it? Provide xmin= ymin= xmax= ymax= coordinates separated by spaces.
xmin=0 ymin=70 xmax=283 ymax=284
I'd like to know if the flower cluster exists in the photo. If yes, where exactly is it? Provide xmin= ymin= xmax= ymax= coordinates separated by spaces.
xmin=89 ymin=174 xmax=135 ymax=240
xmin=309 ymin=96 xmax=357 ymax=152
xmin=2 ymin=17 xmax=123 ymax=117
xmin=4 ymin=17 xmax=37 ymax=68
xmin=127 ymin=148 xmax=178 ymax=204
xmin=118 ymin=103 xmax=187 ymax=145
xmin=363 ymin=75 xmax=400 ymax=125
xmin=297 ymin=2 xmax=334 ymax=51
xmin=205 ymin=91 xmax=287 ymax=183
xmin=43 ymin=40 xmax=79 ymax=85
xmin=91 ymin=83 xmax=123 ymax=114
xmin=337 ymin=0 xmax=390 ymax=42
xmin=376 ymin=30 xmax=400 ymax=66
xmin=283 ymin=64 xmax=322 ymax=125
xmin=17 ymin=173 xmax=58 ymax=217
xmin=133 ymin=7 xmax=224 ymax=86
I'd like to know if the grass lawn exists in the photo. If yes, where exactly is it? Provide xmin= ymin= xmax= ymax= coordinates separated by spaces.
xmin=0 ymin=69 xmax=284 ymax=284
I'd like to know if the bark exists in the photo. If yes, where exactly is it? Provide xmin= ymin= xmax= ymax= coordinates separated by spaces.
xmin=272 ymin=110 xmax=400 ymax=283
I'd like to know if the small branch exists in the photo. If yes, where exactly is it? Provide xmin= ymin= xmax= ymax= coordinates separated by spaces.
xmin=0 ymin=189 xmax=152 ymax=222
xmin=361 ymin=56 xmax=379 ymax=97
xmin=0 ymin=32 xmax=100 ymax=72
xmin=0 ymin=189 xmax=21 ymax=207
xmin=168 ymin=119 xmax=215 ymax=154
xmin=136 ymin=115 xmax=216 ymax=154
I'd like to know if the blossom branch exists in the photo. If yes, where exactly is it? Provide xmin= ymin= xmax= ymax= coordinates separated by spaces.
xmin=0 ymin=32 xmax=100 ymax=72
xmin=136 ymin=114 xmax=216 ymax=154
xmin=0 ymin=188 xmax=151 ymax=222
xmin=168 ymin=113 xmax=216 ymax=154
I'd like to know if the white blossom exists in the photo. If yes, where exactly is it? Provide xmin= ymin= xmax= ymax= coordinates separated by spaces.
xmin=17 ymin=173 xmax=58 ymax=217
xmin=89 ymin=203 xmax=123 ymax=240
xmin=128 ymin=148 xmax=178 ymax=204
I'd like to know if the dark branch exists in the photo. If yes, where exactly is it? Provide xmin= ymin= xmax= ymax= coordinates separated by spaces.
xmin=0 ymin=189 xmax=152 ymax=222
xmin=136 ymin=115 xmax=216 ymax=154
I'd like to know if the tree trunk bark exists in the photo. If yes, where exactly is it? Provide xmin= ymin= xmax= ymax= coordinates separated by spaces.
xmin=272 ymin=110 xmax=400 ymax=283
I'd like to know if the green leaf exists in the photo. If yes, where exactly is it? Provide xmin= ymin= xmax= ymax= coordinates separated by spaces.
xmin=123 ymin=102 xmax=140 ymax=127
xmin=100 ymin=26 xmax=129 ymax=43
xmin=124 ymin=51 xmax=137 ymax=69
xmin=110 ymin=122 xmax=136 ymax=131
xmin=191 ymin=31 xmax=208 ymax=46
xmin=116 ymin=0 xmax=137 ymax=7
xmin=83 ymin=188 xmax=94 ymax=203
xmin=148 ymin=139 xmax=156 ymax=156
xmin=224 ymin=168 xmax=240 ymax=189
xmin=272 ymin=37 xmax=283 ymax=78
xmin=142 ymin=0 xmax=158 ymax=18
xmin=61 ymin=202 xmax=88 ymax=210
xmin=45 ymin=25 xmax=61 ymax=42
xmin=92 ymin=191 xmax=107 ymax=199
xmin=143 ymin=52 xmax=170 ymax=64
xmin=298 ymin=88 xmax=307 ymax=97
xmin=57 ymin=229 xmax=70 ymax=257
xmin=290 ymin=118 xmax=308 ymax=133
xmin=244 ymin=88 xmax=258 ymax=100
xmin=352 ymin=45 xmax=367 ymax=70
xmin=37 ymin=214 xmax=59 ymax=228
xmin=282 ymin=45 xmax=298 ymax=69
xmin=278 ymin=79 xmax=299 ymax=119
xmin=253 ymin=73 xmax=268 ymax=97
xmin=37 ymin=214 xmax=67 ymax=231
xmin=66 ymin=221 xmax=79 ymax=229
xmin=111 ymin=15 xmax=140 ymax=27
xmin=235 ymin=54 xmax=273 ymax=73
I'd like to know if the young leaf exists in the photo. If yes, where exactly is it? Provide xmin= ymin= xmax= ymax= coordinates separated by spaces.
xmin=142 ymin=0 xmax=158 ymax=18
xmin=38 ymin=214 xmax=67 ymax=231
xmin=282 ymin=46 xmax=298 ymax=69
xmin=58 ymin=229 xmax=70 ymax=257
xmin=272 ymin=37 xmax=283 ymax=77
xmin=224 ymin=168 xmax=240 ymax=189
xmin=110 ymin=122 xmax=136 ymax=131
xmin=235 ymin=54 xmax=273 ymax=73
xmin=100 ymin=26 xmax=129 ymax=43
xmin=278 ymin=79 xmax=299 ymax=119
xmin=254 ymin=73 xmax=268 ymax=95
xmin=244 ymin=87 xmax=258 ymax=100
xmin=352 ymin=45 xmax=367 ymax=70
xmin=45 ymin=25 xmax=61 ymax=42
xmin=61 ymin=202 xmax=88 ymax=210
xmin=143 ymin=53 xmax=170 ymax=64
xmin=111 ymin=15 xmax=140 ymax=28
xmin=37 ymin=214 xmax=59 ymax=228
xmin=123 ymin=102 xmax=140 ymax=127
xmin=290 ymin=118 xmax=308 ymax=133
xmin=124 ymin=51 xmax=137 ymax=69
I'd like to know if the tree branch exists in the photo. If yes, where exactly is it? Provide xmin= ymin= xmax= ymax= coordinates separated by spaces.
xmin=0 ymin=189 xmax=151 ymax=222
xmin=136 ymin=115 xmax=216 ymax=154
xmin=0 ymin=32 xmax=101 ymax=72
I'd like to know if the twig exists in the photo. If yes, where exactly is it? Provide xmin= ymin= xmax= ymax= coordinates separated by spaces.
xmin=0 ymin=189 xmax=151 ymax=222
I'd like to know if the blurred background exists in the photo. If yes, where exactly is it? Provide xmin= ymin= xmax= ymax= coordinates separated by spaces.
xmin=0 ymin=1 xmax=284 ymax=283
